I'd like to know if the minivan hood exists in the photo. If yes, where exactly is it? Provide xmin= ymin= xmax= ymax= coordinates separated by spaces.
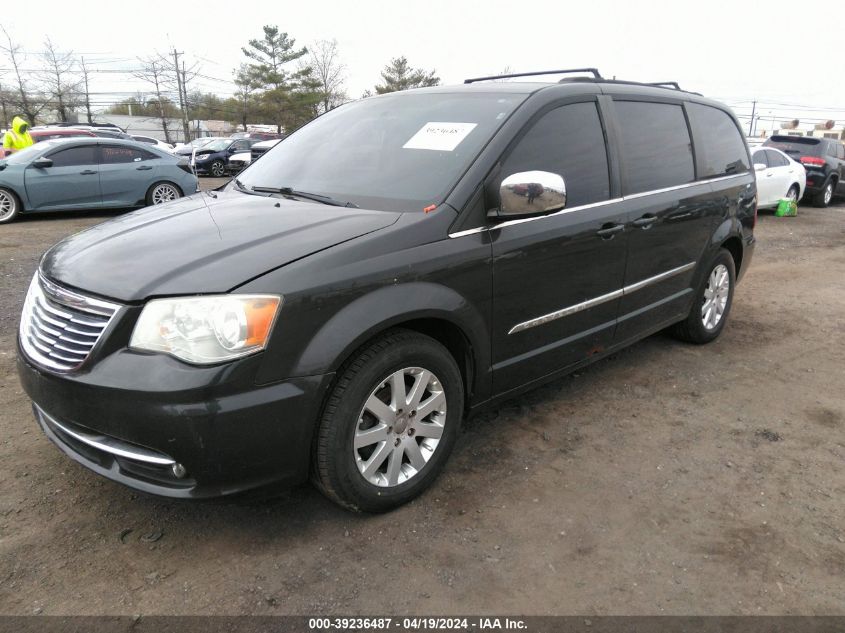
xmin=41 ymin=191 xmax=401 ymax=302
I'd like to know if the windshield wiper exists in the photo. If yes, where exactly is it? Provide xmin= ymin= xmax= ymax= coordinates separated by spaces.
xmin=233 ymin=178 xmax=264 ymax=196
xmin=251 ymin=186 xmax=358 ymax=208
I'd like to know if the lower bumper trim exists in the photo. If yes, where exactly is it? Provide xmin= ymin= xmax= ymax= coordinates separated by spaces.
xmin=36 ymin=405 xmax=176 ymax=466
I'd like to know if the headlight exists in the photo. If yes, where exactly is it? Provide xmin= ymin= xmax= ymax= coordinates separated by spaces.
xmin=129 ymin=295 xmax=281 ymax=364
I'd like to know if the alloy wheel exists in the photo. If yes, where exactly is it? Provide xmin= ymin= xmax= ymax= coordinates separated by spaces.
xmin=701 ymin=264 xmax=729 ymax=330
xmin=824 ymin=183 xmax=833 ymax=205
xmin=354 ymin=367 xmax=447 ymax=487
xmin=0 ymin=190 xmax=15 ymax=220
xmin=151 ymin=184 xmax=180 ymax=204
xmin=211 ymin=161 xmax=225 ymax=177
xmin=786 ymin=187 xmax=798 ymax=202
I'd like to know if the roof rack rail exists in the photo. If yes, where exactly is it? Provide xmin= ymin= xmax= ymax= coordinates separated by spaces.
xmin=646 ymin=82 xmax=682 ymax=90
xmin=464 ymin=68 xmax=603 ymax=84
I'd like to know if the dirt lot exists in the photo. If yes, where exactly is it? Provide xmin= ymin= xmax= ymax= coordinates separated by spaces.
xmin=0 ymin=182 xmax=843 ymax=616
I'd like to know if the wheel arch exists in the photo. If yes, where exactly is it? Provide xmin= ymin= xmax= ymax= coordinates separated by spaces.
xmin=720 ymin=235 xmax=743 ymax=277
xmin=289 ymin=282 xmax=491 ymax=409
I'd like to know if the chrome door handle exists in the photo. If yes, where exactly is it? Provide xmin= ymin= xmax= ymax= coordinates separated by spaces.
xmin=632 ymin=215 xmax=658 ymax=228
xmin=596 ymin=223 xmax=625 ymax=238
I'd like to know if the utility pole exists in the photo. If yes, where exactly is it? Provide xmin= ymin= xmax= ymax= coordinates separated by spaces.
xmin=80 ymin=56 xmax=94 ymax=124
xmin=748 ymin=100 xmax=757 ymax=137
xmin=182 ymin=60 xmax=191 ymax=140
xmin=172 ymin=49 xmax=190 ymax=142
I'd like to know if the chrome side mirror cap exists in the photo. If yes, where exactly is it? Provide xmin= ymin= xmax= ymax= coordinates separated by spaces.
xmin=498 ymin=171 xmax=567 ymax=217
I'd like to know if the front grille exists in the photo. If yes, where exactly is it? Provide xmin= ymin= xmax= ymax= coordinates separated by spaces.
xmin=19 ymin=274 xmax=120 ymax=372
xmin=250 ymin=147 xmax=269 ymax=161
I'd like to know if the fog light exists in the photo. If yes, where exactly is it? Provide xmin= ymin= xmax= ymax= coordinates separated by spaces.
xmin=171 ymin=463 xmax=187 ymax=479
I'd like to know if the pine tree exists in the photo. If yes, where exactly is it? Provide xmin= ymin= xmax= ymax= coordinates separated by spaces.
xmin=375 ymin=56 xmax=439 ymax=94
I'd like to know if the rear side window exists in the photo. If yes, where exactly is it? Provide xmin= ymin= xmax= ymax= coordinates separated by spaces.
xmin=766 ymin=150 xmax=788 ymax=167
xmin=48 ymin=146 xmax=97 ymax=167
xmin=500 ymin=101 xmax=610 ymax=207
xmin=101 ymin=145 xmax=154 ymax=164
xmin=687 ymin=103 xmax=749 ymax=178
xmin=614 ymin=101 xmax=694 ymax=194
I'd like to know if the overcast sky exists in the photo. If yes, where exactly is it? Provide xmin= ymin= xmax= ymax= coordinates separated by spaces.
xmin=3 ymin=0 xmax=843 ymax=133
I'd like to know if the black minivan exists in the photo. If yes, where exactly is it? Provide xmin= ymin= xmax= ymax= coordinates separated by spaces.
xmin=18 ymin=70 xmax=757 ymax=512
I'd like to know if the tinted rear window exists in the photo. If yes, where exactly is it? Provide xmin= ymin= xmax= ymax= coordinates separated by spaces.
xmin=614 ymin=101 xmax=695 ymax=194
xmin=765 ymin=135 xmax=822 ymax=157
xmin=687 ymin=103 xmax=750 ymax=178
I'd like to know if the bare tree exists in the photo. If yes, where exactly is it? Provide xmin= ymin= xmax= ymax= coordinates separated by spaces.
xmin=79 ymin=56 xmax=94 ymax=124
xmin=133 ymin=57 xmax=173 ymax=144
xmin=0 ymin=25 xmax=45 ymax=123
xmin=42 ymin=38 xmax=82 ymax=122
xmin=233 ymin=65 xmax=257 ymax=132
xmin=307 ymin=39 xmax=347 ymax=114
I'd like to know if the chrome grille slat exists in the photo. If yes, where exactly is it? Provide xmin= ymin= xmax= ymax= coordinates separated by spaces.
xmin=30 ymin=312 xmax=63 ymax=338
xmin=53 ymin=342 xmax=89 ymax=355
xmin=19 ymin=274 xmax=121 ymax=372
xmin=30 ymin=328 xmax=57 ymax=346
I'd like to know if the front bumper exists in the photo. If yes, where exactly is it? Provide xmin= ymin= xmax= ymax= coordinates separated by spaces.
xmin=18 ymin=344 xmax=333 ymax=498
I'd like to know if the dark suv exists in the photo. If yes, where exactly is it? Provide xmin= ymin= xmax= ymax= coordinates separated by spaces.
xmin=17 ymin=69 xmax=757 ymax=512
xmin=763 ymin=135 xmax=845 ymax=207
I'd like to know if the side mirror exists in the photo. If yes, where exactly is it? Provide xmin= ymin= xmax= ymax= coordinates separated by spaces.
xmin=31 ymin=157 xmax=53 ymax=169
xmin=496 ymin=171 xmax=567 ymax=217
xmin=754 ymin=163 xmax=767 ymax=172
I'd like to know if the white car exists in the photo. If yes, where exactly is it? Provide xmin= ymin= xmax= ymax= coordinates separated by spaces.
xmin=132 ymin=135 xmax=175 ymax=153
xmin=751 ymin=146 xmax=806 ymax=208
xmin=227 ymin=151 xmax=251 ymax=174
xmin=227 ymin=138 xmax=282 ymax=174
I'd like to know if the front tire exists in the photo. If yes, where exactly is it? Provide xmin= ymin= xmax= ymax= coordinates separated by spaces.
xmin=209 ymin=160 xmax=225 ymax=177
xmin=0 ymin=187 xmax=20 ymax=224
xmin=313 ymin=329 xmax=464 ymax=512
xmin=812 ymin=180 xmax=834 ymax=208
xmin=671 ymin=249 xmax=735 ymax=344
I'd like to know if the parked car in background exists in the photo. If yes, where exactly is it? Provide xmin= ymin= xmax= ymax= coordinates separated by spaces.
xmin=228 ymin=138 xmax=283 ymax=174
xmin=0 ymin=138 xmax=198 ymax=223
xmin=1 ymin=128 xmax=97 ymax=157
xmin=763 ymin=136 xmax=845 ymax=207
xmin=173 ymin=137 xmax=226 ymax=155
xmin=227 ymin=151 xmax=251 ymax=174
xmin=184 ymin=137 xmax=257 ymax=177
xmin=751 ymin=147 xmax=806 ymax=208
xmin=16 ymin=72 xmax=756 ymax=512
xmin=31 ymin=128 xmax=98 ymax=143
xmin=231 ymin=131 xmax=284 ymax=141
xmin=131 ymin=135 xmax=175 ymax=152
xmin=249 ymin=138 xmax=282 ymax=162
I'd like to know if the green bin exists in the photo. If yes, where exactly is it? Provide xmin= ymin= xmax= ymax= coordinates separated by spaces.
xmin=775 ymin=198 xmax=797 ymax=217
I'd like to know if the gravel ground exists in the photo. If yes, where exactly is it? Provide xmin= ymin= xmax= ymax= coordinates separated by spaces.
xmin=0 ymin=184 xmax=843 ymax=615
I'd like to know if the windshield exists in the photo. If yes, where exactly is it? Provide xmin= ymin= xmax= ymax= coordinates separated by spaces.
xmin=191 ymin=138 xmax=216 ymax=147
xmin=200 ymin=140 xmax=231 ymax=152
xmin=235 ymin=91 xmax=526 ymax=211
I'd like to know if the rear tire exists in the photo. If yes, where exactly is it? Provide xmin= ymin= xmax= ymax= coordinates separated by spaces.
xmin=786 ymin=184 xmax=799 ymax=204
xmin=0 ymin=187 xmax=20 ymax=224
xmin=145 ymin=181 xmax=182 ymax=206
xmin=671 ymin=249 xmax=735 ymax=344
xmin=313 ymin=329 xmax=464 ymax=513
xmin=812 ymin=180 xmax=834 ymax=208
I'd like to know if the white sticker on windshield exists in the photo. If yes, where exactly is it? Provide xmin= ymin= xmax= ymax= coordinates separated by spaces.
xmin=403 ymin=122 xmax=477 ymax=152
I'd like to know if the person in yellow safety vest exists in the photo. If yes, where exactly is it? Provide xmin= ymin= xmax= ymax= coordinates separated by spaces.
xmin=2 ymin=116 xmax=34 ymax=153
